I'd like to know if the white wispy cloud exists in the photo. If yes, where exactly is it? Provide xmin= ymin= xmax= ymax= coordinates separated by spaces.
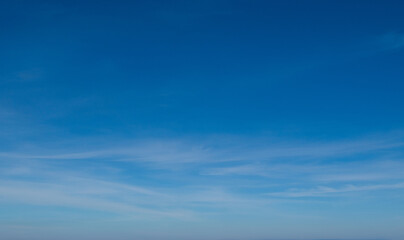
xmin=1 ymin=134 xmax=402 ymax=165
xmin=201 ymin=164 xmax=269 ymax=176
xmin=1 ymin=132 xmax=404 ymax=218
xmin=315 ymin=173 xmax=393 ymax=182
xmin=0 ymin=159 xmax=261 ymax=218
xmin=201 ymin=159 xmax=404 ymax=184
xmin=267 ymin=182 xmax=404 ymax=198
xmin=0 ymin=178 xmax=189 ymax=218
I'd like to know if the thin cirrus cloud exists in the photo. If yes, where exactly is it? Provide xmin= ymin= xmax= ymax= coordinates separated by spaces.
xmin=0 ymin=169 xmax=259 ymax=218
xmin=267 ymin=182 xmax=404 ymax=198
xmin=0 ymin=130 xmax=403 ymax=240
xmin=0 ymin=180 xmax=175 ymax=217
xmin=1 ymin=133 xmax=404 ymax=213
xmin=2 ymin=133 xmax=403 ymax=164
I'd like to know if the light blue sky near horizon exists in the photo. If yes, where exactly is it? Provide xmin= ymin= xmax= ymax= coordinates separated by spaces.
xmin=1 ymin=1 xmax=404 ymax=240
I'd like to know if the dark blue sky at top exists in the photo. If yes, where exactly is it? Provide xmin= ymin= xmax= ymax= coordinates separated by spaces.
xmin=1 ymin=0 xmax=404 ymax=140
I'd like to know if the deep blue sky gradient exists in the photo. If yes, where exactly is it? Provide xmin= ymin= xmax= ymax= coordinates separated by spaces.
xmin=1 ymin=1 xmax=404 ymax=240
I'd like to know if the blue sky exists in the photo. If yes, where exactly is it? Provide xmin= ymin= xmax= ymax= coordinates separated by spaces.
xmin=1 ymin=1 xmax=404 ymax=239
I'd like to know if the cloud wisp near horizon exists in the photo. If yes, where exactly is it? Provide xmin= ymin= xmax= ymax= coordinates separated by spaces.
xmin=2 ymin=133 xmax=404 ymax=207
xmin=1 ymin=133 xmax=404 ymax=239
